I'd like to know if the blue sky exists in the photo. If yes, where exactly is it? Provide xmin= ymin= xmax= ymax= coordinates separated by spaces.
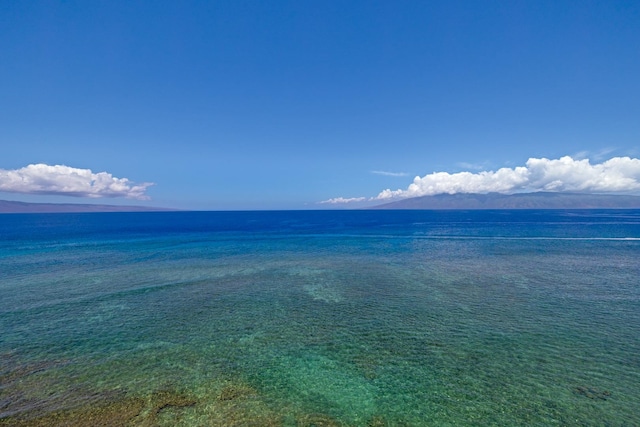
xmin=1 ymin=1 xmax=639 ymax=210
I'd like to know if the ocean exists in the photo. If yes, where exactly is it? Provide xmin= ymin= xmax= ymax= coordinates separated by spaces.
xmin=1 ymin=210 xmax=639 ymax=426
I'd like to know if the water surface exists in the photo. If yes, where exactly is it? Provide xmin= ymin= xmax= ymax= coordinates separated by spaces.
xmin=1 ymin=210 xmax=639 ymax=425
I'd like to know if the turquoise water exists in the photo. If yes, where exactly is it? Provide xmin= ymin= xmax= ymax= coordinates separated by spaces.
xmin=1 ymin=210 xmax=639 ymax=426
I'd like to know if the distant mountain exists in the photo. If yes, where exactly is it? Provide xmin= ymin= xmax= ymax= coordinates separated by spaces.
xmin=0 ymin=199 xmax=175 ymax=213
xmin=373 ymin=192 xmax=640 ymax=209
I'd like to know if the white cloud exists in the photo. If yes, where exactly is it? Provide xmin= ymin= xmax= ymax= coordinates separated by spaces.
xmin=371 ymin=170 xmax=409 ymax=177
xmin=0 ymin=164 xmax=154 ymax=200
xmin=319 ymin=196 xmax=366 ymax=204
xmin=376 ymin=156 xmax=640 ymax=200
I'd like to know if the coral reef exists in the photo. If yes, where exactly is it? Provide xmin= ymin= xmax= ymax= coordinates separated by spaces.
xmin=0 ymin=396 xmax=145 ymax=427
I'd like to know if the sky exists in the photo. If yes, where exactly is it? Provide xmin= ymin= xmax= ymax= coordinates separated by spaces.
xmin=1 ymin=1 xmax=639 ymax=210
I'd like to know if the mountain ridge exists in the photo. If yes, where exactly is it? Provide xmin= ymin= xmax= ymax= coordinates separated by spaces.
xmin=372 ymin=192 xmax=640 ymax=209
xmin=0 ymin=199 xmax=175 ymax=213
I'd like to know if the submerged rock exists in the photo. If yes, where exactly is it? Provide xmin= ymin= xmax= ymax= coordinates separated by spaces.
xmin=151 ymin=390 xmax=197 ymax=411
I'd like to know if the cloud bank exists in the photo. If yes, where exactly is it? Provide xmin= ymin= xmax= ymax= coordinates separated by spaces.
xmin=323 ymin=156 xmax=640 ymax=204
xmin=0 ymin=164 xmax=154 ymax=200
xmin=376 ymin=156 xmax=640 ymax=200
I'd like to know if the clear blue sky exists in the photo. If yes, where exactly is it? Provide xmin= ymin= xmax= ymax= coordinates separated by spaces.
xmin=1 ymin=1 xmax=639 ymax=209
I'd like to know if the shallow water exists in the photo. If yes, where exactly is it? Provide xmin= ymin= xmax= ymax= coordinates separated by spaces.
xmin=1 ymin=210 xmax=639 ymax=425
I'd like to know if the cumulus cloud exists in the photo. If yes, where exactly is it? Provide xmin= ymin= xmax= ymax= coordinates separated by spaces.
xmin=0 ymin=164 xmax=154 ymax=200
xmin=319 ymin=196 xmax=367 ymax=204
xmin=376 ymin=156 xmax=640 ymax=200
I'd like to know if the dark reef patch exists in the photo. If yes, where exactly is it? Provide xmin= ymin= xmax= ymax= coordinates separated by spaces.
xmin=574 ymin=386 xmax=611 ymax=400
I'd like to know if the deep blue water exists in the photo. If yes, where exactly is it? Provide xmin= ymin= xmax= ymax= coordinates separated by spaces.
xmin=1 ymin=210 xmax=639 ymax=426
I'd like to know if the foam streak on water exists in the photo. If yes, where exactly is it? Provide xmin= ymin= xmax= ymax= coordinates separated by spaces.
xmin=1 ymin=210 xmax=639 ymax=426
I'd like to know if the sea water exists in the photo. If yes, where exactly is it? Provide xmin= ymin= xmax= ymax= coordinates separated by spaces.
xmin=1 ymin=210 xmax=639 ymax=426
